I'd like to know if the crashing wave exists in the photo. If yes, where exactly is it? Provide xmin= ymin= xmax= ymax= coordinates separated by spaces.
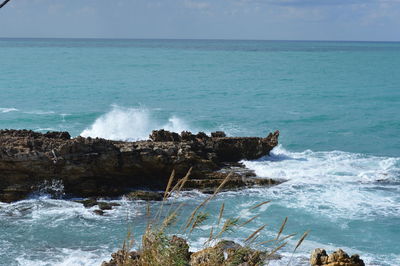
xmin=80 ymin=105 xmax=192 ymax=141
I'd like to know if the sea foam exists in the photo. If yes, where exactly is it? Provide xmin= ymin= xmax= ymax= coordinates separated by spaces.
xmin=80 ymin=105 xmax=191 ymax=141
xmin=0 ymin=107 xmax=18 ymax=113
xmin=242 ymin=146 xmax=400 ymax=219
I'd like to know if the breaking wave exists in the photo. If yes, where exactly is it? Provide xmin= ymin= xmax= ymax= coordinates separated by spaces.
xmin=0 ymin=107 xmax=18 ymax=113
xmin=242 ymin=145 xmax=400 ymax=220
xmin=80 ymin=106 xmax=193 ymax=141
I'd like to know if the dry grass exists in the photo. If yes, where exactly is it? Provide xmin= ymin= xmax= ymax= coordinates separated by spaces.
xmin=109 ymin=169 xmax=308 ymax=266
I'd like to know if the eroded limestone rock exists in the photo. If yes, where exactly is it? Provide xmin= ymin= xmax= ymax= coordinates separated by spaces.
xmin=0 ymin=129 xmax=279 ymax=202
xmin=310 ymin=248 xmax=365 ymax=266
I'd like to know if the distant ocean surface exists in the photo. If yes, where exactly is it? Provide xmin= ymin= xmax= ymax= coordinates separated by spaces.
xmin=0 ymin=39 xmax=399 ymax=265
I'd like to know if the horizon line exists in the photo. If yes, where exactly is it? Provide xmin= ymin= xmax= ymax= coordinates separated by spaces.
xmin=0 ymin=36 xmax=399 ymax=43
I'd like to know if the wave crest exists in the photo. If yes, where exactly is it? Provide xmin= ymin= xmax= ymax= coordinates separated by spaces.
xmin=0 ymin=107 xmax=18 ymax=113
xmin=80 ymin=106 xmax=191 ymax=141
xmin=242 ymin=146 xmax=400 ymax=219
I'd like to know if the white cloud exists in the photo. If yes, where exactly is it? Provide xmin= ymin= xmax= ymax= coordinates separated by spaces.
xmin=183 ymin=0 xmax=210 ymax=10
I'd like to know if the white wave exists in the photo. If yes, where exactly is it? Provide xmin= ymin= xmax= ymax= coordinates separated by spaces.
xmin=0 ymin=107 xmax=18 ymax=113
xmin=24 ymin=110 xmax=55 ymax=115
xmin=34 ymin=127 xmax=58 ymax=132
xmin=242 ymin=146 xmax=400 ymax=219
xmin=80 ymin=106 xmax=192 ymax=141
xmin=16 ymin=247 xmax=109 ymax=266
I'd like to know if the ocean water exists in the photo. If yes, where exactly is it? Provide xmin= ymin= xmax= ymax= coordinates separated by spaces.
xmin=0 ymin=39 xmax=399 ymax=265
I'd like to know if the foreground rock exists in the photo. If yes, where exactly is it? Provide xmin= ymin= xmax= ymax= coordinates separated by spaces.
xmin=102 ymin=237 xmax=280 ymax=266
xmin=0 ymin=129 xmax=279 ymax=202
xmin=310 ymin=248 xmax=365 ymax=266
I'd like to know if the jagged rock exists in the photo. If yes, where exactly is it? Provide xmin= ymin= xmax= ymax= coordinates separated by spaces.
xmin=181 ymin=131 xmax=197 ymax=141
xmin=98 ymin=202 xmax=120 ymax=210
xmin=102 ymin=236 xmax=279 ymax=266
xmin=184 ymin=172 xmax=280 ymax=194
xmin=0 ymin=129 xmax=279 ymax=202
xmin=76 ymin=198 xmax=120 ymax=210
xmin=310 ymin=248 xmax=365 ymax=266
xmin=75 ymin=198 xmax=121 ymax=215
xmin=93 ymin=209 xmax=105 ymax=216
xmin=44 ymin=131 xmax=71 ymax=140
xmin=190 ymin=240 xmax=274 ymax=266
xmin=196 ymin=132 xmax=209 ymax=140
xmin=149 ymin=129 xmax=181 ymax=142
xmin=76 ymin=198 xmax=99 ymax=208
xmin=211 ymin=131 xmax=227 ymax=138
xmin=101 ymin=250 xmax=140 ymax=266
xmin=124 ymin=191 xmax=164 ymax=201
xmin=190 ymin=246 xmax=225 ymax=265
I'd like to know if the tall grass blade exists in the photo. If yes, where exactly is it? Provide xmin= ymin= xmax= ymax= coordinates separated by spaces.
xmin=190 ymin=212 xmax=209 ymax=233
xmin=267 ymin=241 xmax=288 ymax=258
xmin=249 ymin=200 xmax=271 ymax=210
xmin=178 ymin=167 xmax=192 ymax=192
xmin=163 ymin=169 xmax=175 ymax=200
xmin=216 ymin=217 xmax=240 ymax=238
xmin=217 ymin=203 xmax=225 ymax=226
xmin=294 ymin=230 xmax=309 ymax=252
xmin=244 ymin=224 xmax=267 ymax=243
xmin=287 ymin=230 xmax=310 ymax=266
xmin=184 ymin=173 xmax=232 ymax=230
xmin=239 ymin=214 xmax=259 ymax=228
xmin=208 ymin=227 xmax=214 ymax=243
xmin=276 ymin=217 xmax=288 ymax=241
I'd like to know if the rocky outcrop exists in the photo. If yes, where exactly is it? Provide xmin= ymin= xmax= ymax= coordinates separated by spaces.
xmin=310 ymin=248 xmax=365 ymax=266
xmin=183 ymin=171 xmax=279 ymax=194
xmin=74 ymin=198 xmax=121 ymax=215
xmin=124 ymin=191 xmax=164 ymax=201
xmin=102 ymin=238 xmax=280 ymax=266
xmin=0 ymin=129 xmax=279 ymax=202
xmin=189 ymin=240 xmax=274 ymax=265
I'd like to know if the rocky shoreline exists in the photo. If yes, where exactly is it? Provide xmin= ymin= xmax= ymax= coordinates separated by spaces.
xmin=101 ymin=235 xmax=366 ymax=266
xmin=0 ymin=129 xmax=368 ymax=265
xmin=0 ymin=129 xmax=279 ymax=202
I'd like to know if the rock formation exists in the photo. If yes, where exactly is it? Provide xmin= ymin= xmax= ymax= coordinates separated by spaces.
xmin=102 ymin=238 xmax=280 ymax=266
xmin=0 ymin=129 xmax=279 ymax=202
xmin=310 ymin=248 xmax=365 ymax=266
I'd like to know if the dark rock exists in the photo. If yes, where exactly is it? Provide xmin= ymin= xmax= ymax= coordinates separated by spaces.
xmin=181 ymin=131 xmax=197 ymax=141
xmin=76 ymin=198 xmax=99 ymax=208
xmin=0 ymin=129 xmax=279 ymax=202
xmin=183 ymin=172 xmax=281 ymax=193
xmin=124 ymin=191 xmax=164 ymax=201
xmin=149 ymin=129 xmax=181 ymax=142
xmin=98 ymin=202 xmax=120 ymax=210
xmin=211 ymin=131 xmax=226 ymax=138
xmin=93 ymin=209 xmax=105 ymax=216
xmin=76 ymin=198 xmax=120 ymax=210
xmin=196 ymin=132 xmax=209 ymax=140
xmin=44 ymin=131 xmax=71 ymax=140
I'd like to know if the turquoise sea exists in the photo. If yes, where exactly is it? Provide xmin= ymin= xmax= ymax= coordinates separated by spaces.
xmin=0 ymin=39 xmax=399 ymax=265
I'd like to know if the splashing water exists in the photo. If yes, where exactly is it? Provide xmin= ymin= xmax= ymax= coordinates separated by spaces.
xmin=243 ymin=145 xmax=400 ymax=219
xmin=80 ymin=105 xmax=191 ymax=141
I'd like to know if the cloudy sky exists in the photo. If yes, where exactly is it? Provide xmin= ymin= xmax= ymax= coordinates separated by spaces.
xmin=0 ymin=0 xmax=399 ymax=41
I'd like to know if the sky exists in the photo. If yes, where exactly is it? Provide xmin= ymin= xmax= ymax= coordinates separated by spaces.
xmin=0 ymin=0 xmax=400 ymax=41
